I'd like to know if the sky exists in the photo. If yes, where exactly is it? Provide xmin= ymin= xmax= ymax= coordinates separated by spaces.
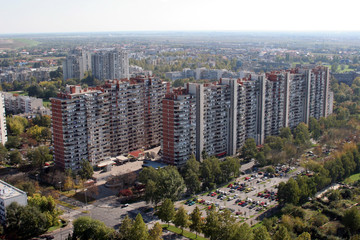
xmin=1 ymin=0 xmax=360 ymax=34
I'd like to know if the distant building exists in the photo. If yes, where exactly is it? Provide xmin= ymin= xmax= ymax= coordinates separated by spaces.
xmin=63 ymin=50 xmax=92 ymax=80
xmin=2 ymin=92 xmax=48 ymax=115
xmin=0 ymin=180 xmax=27 ymax=224
xmin=91 ymin=49 xmax=129 ymax=80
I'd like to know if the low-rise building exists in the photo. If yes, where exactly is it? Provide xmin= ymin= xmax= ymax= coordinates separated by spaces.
xmin=0 ymin=180 xmax=27 ymax=224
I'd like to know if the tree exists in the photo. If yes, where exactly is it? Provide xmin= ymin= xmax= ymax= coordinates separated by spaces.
xmin=253 ymin=225 xmax=271 ymax=240
xmin=141 ymin=166 xmax=185 ymax=204
xmin=9 ymin=150 xmax=22 ymax=165
xmin=27 ymin=146 xmax=53 ymax=169
xmin=79 ymin=159 xmax=94 ymax=180
xmin=73 ymin=216 xmax=114 ymax=240
xmin=174 ymin=206 xmax=189 ymax=234
xmin=297 ymin=232 xmax=311 ymax=240
xmin=279 ymin=127 xmax=292 ymax=140
xmin=184 ymin=155 xmax=201 ymax=194
xmin=293 ymin=123 xmax=310 ymax=146
xmin=32 ymin=115 xmax=51 ymax=128
xmin=342 ymin=207 xmax=360 ymax=234
xmin=130 ymin=214 xmax=149 ymax=240
xmin=184 ymin=170 xmax=201 ymax=194
xmin=149 ymin=222 xmax=163 ymax=240
xmin=26 ymin=125 xmax=45 ymax=142
xmin=0 ymin=143 xmax=8 ymax=163
xmin=157 ymin=199 xmax=175 ymax=227
xmin=202 ymin=208 xmax=221 ymax=240
xmin=273 ymin=225 xmax=291 ymax=240
xmin=277 ymin=178 xmax=300 ymax=205
xmin=118 ymin=215 xmax=133 ymax=240
xmin=63 ymin=176 xmax=75 ymax=191
xmin=190 ymin=206 xmax=203 ymax=238
xmin=309 ymin=117 xmax=321 ymax=140
xmin=16 ymin=181 xmax=37 ymax=196
xmin=6 ymin=202 xmax=49 ymax=239
xmin=5 ymin=136 xmax=21 ymax=149
xmin=255 ymin=152 xmax=267 ymax=166
xmin=28 ymin=194 xmax=60 ymax=227
xmin=231 ymin=223 xmax=253 ymax=240
xmin=241 ymin=138 xmax=257 ymax=160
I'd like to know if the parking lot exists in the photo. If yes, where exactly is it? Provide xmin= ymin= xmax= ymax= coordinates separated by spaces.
xmin=177 ymin=165 xmax=302 ymax=223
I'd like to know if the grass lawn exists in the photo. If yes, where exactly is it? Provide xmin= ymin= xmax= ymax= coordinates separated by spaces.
xmin=55 ymin=199 xmax=79 ymax=210
xmin=343 ymin=173 xmax=360 ymax=184
xmin=43 ymin=99 xmax=51 ymax=108
xmin=162 ymin=224 xmax=208 ymax=240
xmin=8 ymin=91 xmax=28 ymax=96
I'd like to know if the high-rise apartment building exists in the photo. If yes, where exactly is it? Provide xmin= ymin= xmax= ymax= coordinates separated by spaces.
xmin=51 ymin=76 xmax=167 ymax=170
xmin=162 ymin=88 xmax=196 ymax=165
xmin=162 ymin=66 xmax=333 ymax=165
xmin=63 ymin=50 xmax=92 ymax=80
xmin=91 ymin=49 xmax=129 ymax=80
xmin=0 ymin=93 xmax=7 ymax=145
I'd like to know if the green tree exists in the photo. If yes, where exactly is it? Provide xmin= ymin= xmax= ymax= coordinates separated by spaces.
xmin=73 ymin=216 xmax=114 ymax=240
xmin=28 ymin=194 xmax=60 ymax=226
xmin=342 ymin=207 xmax=360 ymax=234
xmin=149 ymin=222 xmax=163 ymax=240
xmin=157 ymin=198 xmax=175 ymax=227
xmin=5 ymin=136 xmax=21 ymax=149
xmin=27 ymin=146 xmax=53 ymax=169
xmin=202 ymin=208 xmax=221 ymax=240
xmin=184 ymin=170 xmax=201 ymax=194
xmin=255 ymin=152 xmax=267 ymax=166
xmin=174 ymin=206 xmax=189 ymax=234
xmin=184 ymin=155 xmax=201 ymax=194
xmin=16 ymin=181 xmax=37 ymax=196
xmin=273 ymin=225 xmax=291 ymax=240
xmin=309 ymin=117 xmax=321 ymax=140
xmin=296 ymin=232 xmax=311 ymax=240
xmin=277 ymin=178 xmax=300 ymax=205
xmin=9 ymin=150 xmax=22 ymax=165
xmin=231 ymin=223 xmax=253 ymax=240
xmin=118 ymin=215 xmax=133 ymax=240
xmin=190 ymin=206 xmax=203 ymax=238
xmin=32 ymin=115 xmax=51 ymax=128
xmin=293 ymin=123 xmax=310 ymax=146
xmin=253 ymin=225 xmax=271 ymax=240
xmin=79 ymin=159 xmax=94 ymax=180
xmin=130 ymin=214 xmax=149 ymax=240
xmin=6 ymin=202 xmax=49 ymax=239
xmin=279 ymin=127 xmax=292 ymax=140
xmin=241 ymin=138 xmax=257 ymax=160
xmin=0 ymin=143 xmax=8 ymax=163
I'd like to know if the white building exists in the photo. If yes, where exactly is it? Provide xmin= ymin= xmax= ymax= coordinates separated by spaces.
xmin=0 ymin=93 xmax=7 ymax=145
xmin=0 ymin=180 xmax=27 ymax=224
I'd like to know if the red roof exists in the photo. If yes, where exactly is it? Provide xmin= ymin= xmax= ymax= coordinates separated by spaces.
xmin=129 ymin=150 xmax=143 ymax=158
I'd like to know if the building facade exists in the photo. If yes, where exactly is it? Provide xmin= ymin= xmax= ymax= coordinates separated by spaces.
xmin=91 ymin=49 xmax=129 ymax=80
xmin=63 ymin=50 xmax=92 ymax=80
xmin=51 ymin=76 xmax=167 ymax=170
xmin=0 ymin=93 xmax=6 ymax=145
xmin=162 ymin=66 xmax=333 ymax=165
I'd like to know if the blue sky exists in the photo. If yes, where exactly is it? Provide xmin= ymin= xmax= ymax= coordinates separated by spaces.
xmin=1 ymin=0 xmax=360 ymax=34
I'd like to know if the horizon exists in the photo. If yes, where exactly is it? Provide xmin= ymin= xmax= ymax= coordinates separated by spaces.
xmin=2 ymin=0 xmax=360 ymax=34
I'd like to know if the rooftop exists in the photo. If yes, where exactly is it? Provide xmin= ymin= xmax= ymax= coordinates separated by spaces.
xmin=0 ymin=180 xmax=26 ymax=200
